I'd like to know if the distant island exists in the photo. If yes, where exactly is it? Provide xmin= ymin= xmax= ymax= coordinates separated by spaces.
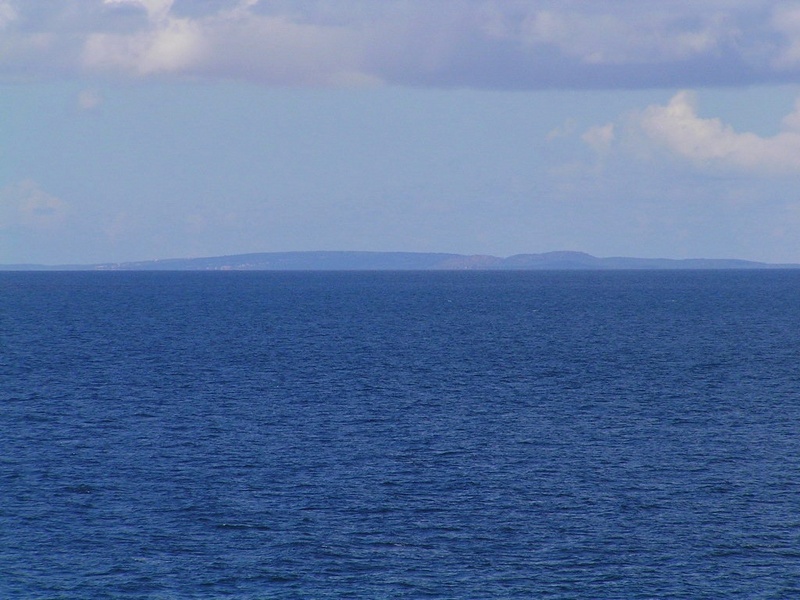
xmin=3 ymin=251 xmax=800 ymax=271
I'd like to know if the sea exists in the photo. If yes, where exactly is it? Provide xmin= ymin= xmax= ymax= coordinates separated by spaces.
xmin=2 ymin=270 xmax=800 ymax=599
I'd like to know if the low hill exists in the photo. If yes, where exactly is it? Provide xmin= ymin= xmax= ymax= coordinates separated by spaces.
xmin=3 ymin=250 xmax=798 ymax=271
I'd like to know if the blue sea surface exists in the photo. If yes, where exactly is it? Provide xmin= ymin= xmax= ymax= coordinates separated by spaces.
xmin=2 ymin=270 xmax=800 ymax=598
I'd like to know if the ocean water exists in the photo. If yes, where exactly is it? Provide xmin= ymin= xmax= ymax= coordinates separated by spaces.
xmin=2 ymin=270 xmax=800 ymax=598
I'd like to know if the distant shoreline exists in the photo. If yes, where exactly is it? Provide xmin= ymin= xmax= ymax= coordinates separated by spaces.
xmin=3 ymin=251 xmax=800 ymax=271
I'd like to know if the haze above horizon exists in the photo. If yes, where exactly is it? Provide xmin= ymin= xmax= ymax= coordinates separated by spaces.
xmin=3 ymin=1 xmax=800 ymax=265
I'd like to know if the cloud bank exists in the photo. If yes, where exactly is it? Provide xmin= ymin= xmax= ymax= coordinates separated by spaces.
xmin=2 ymin=0 xmax=800 ymax=89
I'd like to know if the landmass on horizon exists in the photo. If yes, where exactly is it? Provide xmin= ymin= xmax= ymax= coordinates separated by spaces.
xmin=2 ymin=251 xmax=799 ymax=271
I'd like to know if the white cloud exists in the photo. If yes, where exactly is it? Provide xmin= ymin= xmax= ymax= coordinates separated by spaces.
xmin=82 ymin=1 xmax=375 ymax=83
xmin=0 ymin=1 xmax=16 ymax=29
xmin=582 ymin=123 xmax=615 ymax=153
xmin=85 ymin=4 xmax=206 ymax=75
xmin=0 ymin=180 xmax=69 ymax=230
xmin=635 ymin=90 xmax=800 ymax=173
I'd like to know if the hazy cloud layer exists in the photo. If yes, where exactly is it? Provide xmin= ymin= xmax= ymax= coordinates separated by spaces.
xmin=2 ymin=0 xmax=800 ymax=88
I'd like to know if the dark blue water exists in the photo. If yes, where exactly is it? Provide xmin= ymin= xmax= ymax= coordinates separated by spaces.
xmin=2 ymin=271 xmax=800 ymax=598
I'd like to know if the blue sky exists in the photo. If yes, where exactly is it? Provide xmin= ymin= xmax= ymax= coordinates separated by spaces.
xmin=3 ymin=1 xmax=800 ymax=264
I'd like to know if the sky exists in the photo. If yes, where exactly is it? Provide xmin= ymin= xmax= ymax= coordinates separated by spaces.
xmin=4 ymin=1 xmax=800 ymax=264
